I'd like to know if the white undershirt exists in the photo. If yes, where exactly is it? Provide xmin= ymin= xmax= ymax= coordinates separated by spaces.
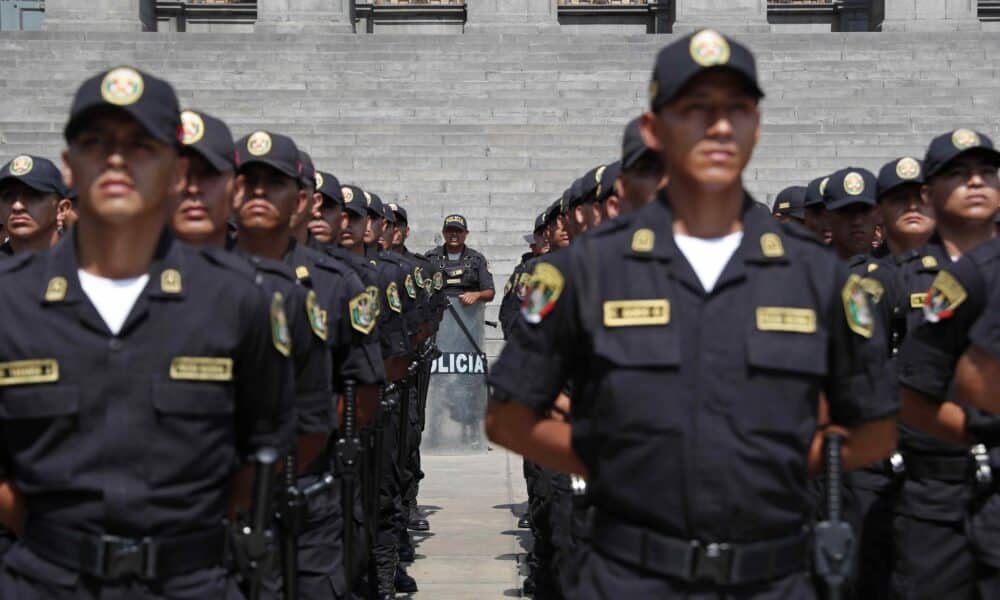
xmin=447 ymin=252 xmax=462 ymax=261
xmin=77 ymin=270 xmax=149 ymax=335
xmin=674 ymin=231 xmax=743 ymax=293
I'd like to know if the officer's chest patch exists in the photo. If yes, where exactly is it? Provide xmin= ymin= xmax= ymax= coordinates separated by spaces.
xmin=305 ymin=290 xmax=328 ymax=341
xmin=842 ymin=274 xmax=874 ymax=338
xmin=603 ymin=299 xmax=670 ymax=328
xmin=169 ymin=357 xmax=233 ymax=382
xmin=910 ymin=292 xmax=927 ymax=309
xmin=923 ymin=270 xmax=967 ymax=323
xmin=521 ymin=263 xmax=564 ymax=324
xmin=0 ymin=359 xmax=59 ymax=386
xmin=755 ymin=307 xmax=816 ymax=334
xmin=271 ymin=292 xmax=291 ymax=357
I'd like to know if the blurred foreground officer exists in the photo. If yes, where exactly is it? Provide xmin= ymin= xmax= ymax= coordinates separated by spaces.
xmin=0 ymin=66 xmax=294 ymax=599
xmin=0 ymin=155 xmax=75 ymax=256
xmin=894 ymin=129 xmax=1000 ymax=600
xmin=486 ymin=31 xmax=897 ymax=599
xmin=425 ymin=214 xmax=494 ymax=305
xmin=771 ymin=185 xmax=806 ymax=226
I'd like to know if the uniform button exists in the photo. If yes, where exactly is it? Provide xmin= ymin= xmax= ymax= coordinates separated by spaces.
xmin=109 ymin=338 xmax=123 ymax=351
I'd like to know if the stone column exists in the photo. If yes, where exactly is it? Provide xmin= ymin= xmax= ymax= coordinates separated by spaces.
xmin=673 ymin=0 xmax=770 ymax=33
xmin=881 ymin=0 xmax=981 ymax=31
xmin=44 ymin=0 xmax=155 ymax=32
xmin=255 ymin=0 xmax=354 ymax=34
xmin=465 ymin=0 xmax=559 ymax=33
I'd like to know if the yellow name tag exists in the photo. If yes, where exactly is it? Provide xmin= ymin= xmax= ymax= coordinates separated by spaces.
xmin=603 ymin=299 xmax=670 ymax=327
xmin=756 ymin=307 xmax=817 ymax=334
xmin=446 ymin=278 xmax=462 ymax=285
xmin=0 ymin=359 xmax=60 ymax=386
xmin=169 ymin=357 xmax=234 ymax=382
xmin=910 ymin=293 xmax=927 ymax=309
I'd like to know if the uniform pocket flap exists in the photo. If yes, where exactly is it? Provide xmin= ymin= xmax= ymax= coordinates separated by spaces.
xmin=0 ymin=385 xmax=79 ymax=419
xmin=746 ymin=333 xmax=827 ymax=376
xmin=152 ymin=382 xmax=234 ymax=416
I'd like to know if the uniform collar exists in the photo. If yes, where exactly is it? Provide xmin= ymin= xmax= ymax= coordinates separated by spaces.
xmin=41 ymin=228 xmax=186 ymax=306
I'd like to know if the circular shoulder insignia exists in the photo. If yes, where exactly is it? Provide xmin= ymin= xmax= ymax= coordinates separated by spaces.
xmin=952 ymin=129 xmax=980 ymax=151
xmin=180 ymin=111 xmax=205 ymax=146
xmin=342 ymin=187 xmax=354 ymax=204
xmin=819 ymin=176 xmax=830 ymax=197
xmin=9 ymin=155 xmax=33 ymax=176
xmin=843 ymin=172 xmax=865 ymax=196
xmin=689 ymin=29 xmax=731 ymax=68
xmin=895 ymin=157 xmax=920 ymax=180
xmin=315 ymin=172 xmax=324 ymax=190
xmin=247 ymin=131 xmax=272 ymax=157
xmin=101 ymin=67 xmax=144 ymax=106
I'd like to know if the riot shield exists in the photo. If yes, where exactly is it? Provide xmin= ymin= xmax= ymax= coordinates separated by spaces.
xmin=423 ymin=298 xmax=488 ymax=454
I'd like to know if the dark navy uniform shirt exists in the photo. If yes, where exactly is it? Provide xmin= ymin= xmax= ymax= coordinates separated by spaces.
xmin=425 ymin=245 xmax=494 ymax=297
xmin=499 ymin=252 xmax=534 ymax=339
xmin=490 ymin=196 xmax=895 ymax=543
xmin=0 ymin=231 xmax=295 ymax=538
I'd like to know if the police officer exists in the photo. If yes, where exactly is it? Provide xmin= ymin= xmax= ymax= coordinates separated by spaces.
xmin=803 ymin=174 xmax=833 ymax=244
xmin=426 ymin=214 xmax=495 ymax=305
xmin=0 ymin=66 xmax=295 ymax=598
xmin=823 ymin=167 xmax=883 ymax=264
xmin=893 ymin=129 xmax=1000 ymax=599
xmin=486 ymin=31 xmax=897 ymax=598
xmin=596 ymin=161 xmax=622 ymax=222
xmin=617 ymin=117 xmax=665 ymax=215
xmin=0 ymin=155 xmax=74 ymax=256
xmin=771 ymin=185 xmax=807 ymax=226
xmin=305 ymin=169 xmax=343 ymax=247
xmin=500 ymin=214 xmax=548 ymax=339
xmin=874 ymin=156 xmax=934 ymax=259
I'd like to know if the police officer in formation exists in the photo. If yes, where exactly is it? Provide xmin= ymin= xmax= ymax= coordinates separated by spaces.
xmin=0 ymin=64 xmax=455 ymax=600
xmin=487 ymin=28 xmax=1000 ymax=600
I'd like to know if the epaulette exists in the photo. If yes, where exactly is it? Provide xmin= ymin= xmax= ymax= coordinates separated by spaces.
xmin=199 ymin=246 xmax=256 ymax=280
xmin=778 ymin=220 xmax=828 ymax=248
xmin=0 ymin=251 xmax=34 ymax=275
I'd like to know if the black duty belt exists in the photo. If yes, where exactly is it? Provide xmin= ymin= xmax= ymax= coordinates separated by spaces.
xmin=25 ymin=520 xmax=226 ymax=581
xmin=902 ymin=452 xmax=974 ymax=483
xmin=592 ymin=514 xmax=809 ymax=586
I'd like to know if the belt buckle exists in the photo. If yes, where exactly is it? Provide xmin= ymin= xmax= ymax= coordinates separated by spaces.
xmin=690 ymin=541 xmax=733 ymax=585
xmin=96 ymin=535 xmax=156 ymax=580
xmin=971 ymin=444 xmax=993 ymax=487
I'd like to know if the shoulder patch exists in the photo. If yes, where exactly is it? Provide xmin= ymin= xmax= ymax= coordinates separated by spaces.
xmin=859 ymin=276 xmax=885 ymax=304
xmin=631 ymin=228 xmax=655 ymax=253
xmin=842 ymin=274 xmax=875 ymax=338
xmin=271 ymin=292 xmax=292 ymax=357
xmin=923 ymin=270 xmax=967 ymax=323
xmin=521 ymin=263 xmax=564 ymax=324
xmin=433 ymin=270 xmax=444 ymax=291
xmin=366 ymin=285 xmax=381 ymax=318
xmin=349 ymin=291 xmax=377 ymax=335
xmin=760 ymin=233 xmax=784 ymax=258
xmin=405 ymin=274 xmax=417 ymax=299
xmin=387 ymin=281 xmax=402 ymax=313
xmin=305 ymin=290 xmax=328 ymax=342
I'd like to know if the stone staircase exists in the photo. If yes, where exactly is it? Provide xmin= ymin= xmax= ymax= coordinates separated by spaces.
xmin=0 ymin=30 xmax=997 ymax=352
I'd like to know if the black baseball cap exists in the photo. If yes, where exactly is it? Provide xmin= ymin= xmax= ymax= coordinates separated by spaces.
xmin=315 ymin=170 xmax=343 ymax=206
xmin=597 ymin=161 xmax=621 ymax=202
xmin=299 ymin=151 xmax=316 ymax=189
xmin=533 ymin=212 xmax=546 ymax=233
xmin=179 ymin=109 xmax=234 ymax=173
xmin=772 ymin=185 xmax=806 ymax=220
xmin=824 ymin=167 xmax=878 ymax=211
xmin=363 ymin=190 xmax=382 ymax=218
xmin=649 ymin=29 xmax=764 ymax=112
xmin=0 ymin=155 xmax=72 ymax=198
xmin=804 ymin=175 xmax=831 ymax=209
xmin=923 ymin=129 xmax=1000 ymax=179
xmin=443 ymin=214 xmax=468 ymax=231
xmin=340 ymin=185 xmax=368 ymax=218
xmin=234 ymin=131 xmax=303 ymax=181
xmin=544 ymin=200 xmax=561 ymax=225
xmin=388 ymin=202 xmax=408 ymax=224
xmin=566 ymin=177 xmax=586 ymax=209
xmin=381 ymin=198 xmax=397 ymax=225
xmin=65 ymin=66 xmax=181 ymax=146
xmin=579 ymin=165 xmax=603 ymax=205
xmin=876 ymin=157 xmax=923 ymax=200
xmin=621 ymin=117 xmax=657 ymax=171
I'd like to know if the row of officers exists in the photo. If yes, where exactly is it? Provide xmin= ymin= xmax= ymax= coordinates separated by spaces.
xmin=491 ymin=29 xmax=1000 ymax=600
xmin=0 ymin=65 xmax=492 ymax=599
